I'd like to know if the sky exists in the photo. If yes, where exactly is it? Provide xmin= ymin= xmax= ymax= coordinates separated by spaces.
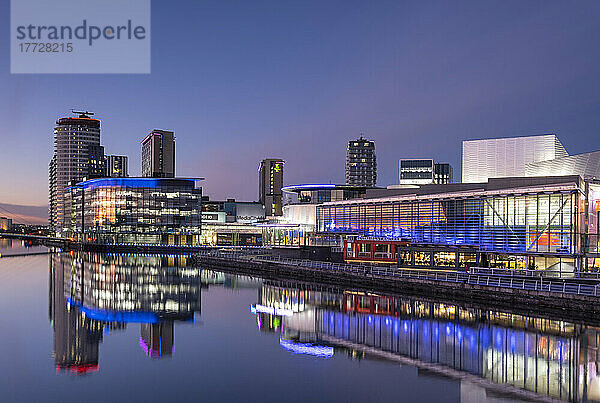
xmin=1 ymin=0 xmax=600 ymax=207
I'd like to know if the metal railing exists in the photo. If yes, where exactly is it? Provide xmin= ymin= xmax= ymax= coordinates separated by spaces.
xmin=195 ymin=250 xmax=600 ymax=298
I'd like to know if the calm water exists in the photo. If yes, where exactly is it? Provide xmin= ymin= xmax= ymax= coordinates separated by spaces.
xmin=0 ymin=248 xmax=599 ymax=402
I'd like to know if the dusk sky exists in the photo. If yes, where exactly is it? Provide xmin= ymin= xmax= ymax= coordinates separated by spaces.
xmin=2 ymin=0 xmax=600 ymax=207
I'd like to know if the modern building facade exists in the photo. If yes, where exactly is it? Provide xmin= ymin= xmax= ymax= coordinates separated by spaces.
xmin=0 ymin=217 xmax=12 ymax=231
xmin=259 ymin=159 xmax=284 ymax=216
xmin=317 ymin=175 xmax=600 ymax=273
xmin=202 ymin=197 xmax=265 ymax=223
xmin=346 ymin=136 xmax=376 ymax=187
xmin=87 ymin=145 xmax=106 ymax=179
xmin=282 ymin=184 xmax=371 ymax=205
xmin=399 ymin=159 xmax=453 ymax=185
xmin=62 ymin=177 xmax=202 ymax=244
xmin=526 ymin=150 xmax=600 ymax=179
xmin=141 ymin=130 xmax=175 ymax=178
xmin=434 ymin=163 xmax=452 ymax=184
xmin=462 ymin=135 xmax=568 ymax=183
xmin=49 ymin=112 xmax=102 ymax=234
xmin=259 ymin=184 xmax=376 ymax=248
xmin=106 ymin=155 xmax=129 ymax=177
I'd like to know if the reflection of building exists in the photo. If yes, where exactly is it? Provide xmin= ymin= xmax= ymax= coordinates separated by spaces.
xmin=50 ymin=255 xmax=103 ymax=375
xmin=142 ymin=129 xmax=175 ymax=178
xmin=62 ymin=178 xmax=202 ymax=244
xmin=106 ymin=155 xmax=129 ymax=177
xmin=140 ymin=323 xmax=174 ymax=358
xmin=49 ymin=112 xmax=102 ymax=233
xmin=252 ymin=281 xmax=600 ymax=402
xmin=462 ymin=134 xmax=568 ymax=183
xmin=346 ymin=136 xmax=376 ymax=187
xmin=259 ymin=159 xmax=284 ymax=216
xmin=49 ymin=253 xmax=203 ymax=372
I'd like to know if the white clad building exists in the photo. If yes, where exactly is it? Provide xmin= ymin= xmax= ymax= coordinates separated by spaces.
xmin=526 ymin=150 xmax=600 ymax=179
xmin=462 ymin=134 xmax=568 ymax=183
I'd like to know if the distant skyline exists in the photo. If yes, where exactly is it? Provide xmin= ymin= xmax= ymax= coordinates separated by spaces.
xmin=2 ymin=0 xmax=600 ymax=207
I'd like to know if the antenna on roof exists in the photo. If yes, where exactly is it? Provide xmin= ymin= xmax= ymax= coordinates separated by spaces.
xmin=71 ymin=110 xmax=95 ymax=118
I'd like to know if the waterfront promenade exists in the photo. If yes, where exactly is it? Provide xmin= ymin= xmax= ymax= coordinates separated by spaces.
xmin=192 ymin=250 xmax=600 ymax=322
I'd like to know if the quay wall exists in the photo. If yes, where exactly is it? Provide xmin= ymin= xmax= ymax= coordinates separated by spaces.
xmin=192 ymin=254 xmax=600 ymax=323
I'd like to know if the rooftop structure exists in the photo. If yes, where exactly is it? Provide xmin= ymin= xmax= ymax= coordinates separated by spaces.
xmin=282 ymin=184 xmax=373 ymax=204
xmin=398 ymin=159 xmax=452 ymax=185
xmin=526 ymin=150 xmax=600 ymax=179
xmin=462 ymin=134 xmax=568 ymax=183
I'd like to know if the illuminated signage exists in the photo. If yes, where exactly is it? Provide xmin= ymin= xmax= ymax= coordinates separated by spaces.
xmin=250 ymin=304 xmax=293 ymax=317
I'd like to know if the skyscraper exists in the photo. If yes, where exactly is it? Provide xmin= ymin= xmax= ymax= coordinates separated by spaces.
xmin=141 ymin=130 xmax=175 ymax=178
xmin=106 ymin=155 xmax=129 ymax=177
xmin=259 ymin=159 xmax=284 ymax=216
xmin=462 ymin=134 xmax=568 ymax=183
xmin=49 ymin=111 xmax=101 ymax=234
xmin=346 ymin=136 xmax=376 ymax=187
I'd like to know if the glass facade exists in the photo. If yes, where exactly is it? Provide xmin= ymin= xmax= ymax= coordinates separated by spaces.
xmin=63 ymin=178 xmax=202 ymax=244
xmin=319 ymin=192 xmax=577 ymax=255
xmin=317 ymin=188 xmax=582 ymax=256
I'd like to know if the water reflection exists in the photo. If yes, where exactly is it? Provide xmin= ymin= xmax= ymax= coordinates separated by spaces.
xmin=49 ymin=253 xmax=203 ymax=372
xmin=252 ymin=282 xmax=600 ymax=402
xmin=47 ymin=252 xmax=600 ymax=401
xmin=0 ymin=237 xmax=47 ymax=254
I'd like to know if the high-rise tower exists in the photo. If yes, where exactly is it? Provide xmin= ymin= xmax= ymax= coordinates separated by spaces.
xmin=49 ymin=111 xmax=101 ymax=234
xmin=259 ymin=159 xmax=284 ymax=216
xmin=141 ymin=130 xmax=175 ymax=178
xmin=345 ymin=135 xmax=376 ymax=187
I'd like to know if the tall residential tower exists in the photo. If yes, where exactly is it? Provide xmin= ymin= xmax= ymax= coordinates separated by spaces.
xmin=346 ymin=136 xmax=376 ymax=187
xmin=49 ymin=111 xmax=102 ymax=234
xmin=259 ymin=159 xmax=284 ymax=216
xmin=141 ymin=130 xmax=175 ymax=178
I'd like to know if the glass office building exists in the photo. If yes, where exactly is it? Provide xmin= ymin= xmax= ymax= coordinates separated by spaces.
xmin=63 ymin=178 xmax=202 ymax=245
xmin=317 ymin=176 xmax=600 ymax=272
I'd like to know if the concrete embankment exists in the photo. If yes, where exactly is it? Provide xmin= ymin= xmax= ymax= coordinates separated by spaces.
xmin=192 ymin=254 xmax=600 ymax=323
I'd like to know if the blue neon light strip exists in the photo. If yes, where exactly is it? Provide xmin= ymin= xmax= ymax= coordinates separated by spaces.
xmin=282 ymin=184 xmax=337 ymax=191
xmin=73 ymin=177 xmax=197 ymax=190
xmin=279 ymin=338 xmax=334 ymax=358
xmin=67 ymin=298 xmax=161 ymax=324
